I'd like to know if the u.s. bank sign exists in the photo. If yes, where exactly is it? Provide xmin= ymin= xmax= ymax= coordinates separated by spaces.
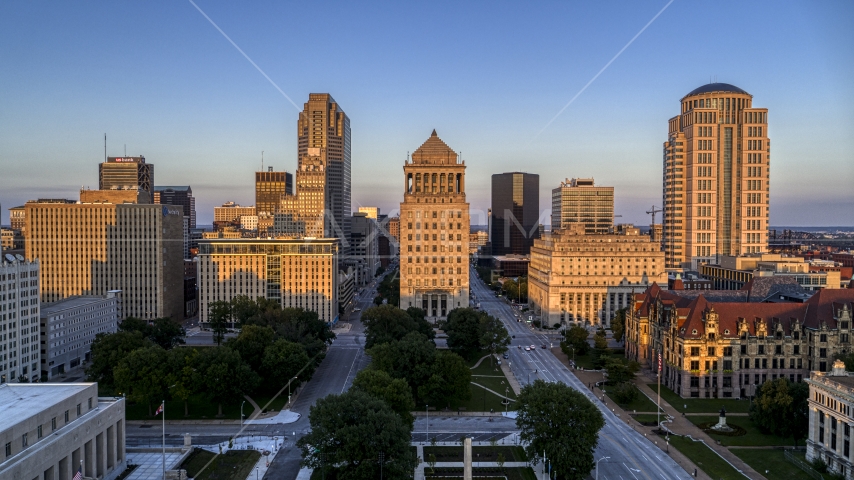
xmin=162 ymin=207 xmax=181 ymax=216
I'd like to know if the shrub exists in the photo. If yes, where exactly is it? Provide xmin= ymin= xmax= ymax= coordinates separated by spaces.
xmin=611 ymin=382 xmax=639 ymax=405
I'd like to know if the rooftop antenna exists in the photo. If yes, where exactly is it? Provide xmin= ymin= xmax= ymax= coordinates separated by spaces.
xmin=124 ymin=144 xmax=127 ymax=156
xmin=104 ymin=134 xmax=107 ymax=162
xmin=261 ymin=150 xmax=264 ymax=171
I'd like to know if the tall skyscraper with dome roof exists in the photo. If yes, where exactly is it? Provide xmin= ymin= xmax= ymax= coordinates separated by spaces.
xmin=662 ymin=83 xmax=770 ymax=270
xmin=399 ymin=130 xmax=470 ymax=321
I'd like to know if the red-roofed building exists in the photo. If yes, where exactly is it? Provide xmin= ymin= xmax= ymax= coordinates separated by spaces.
xmin=626 ymin=283 xmax=854 ymax=399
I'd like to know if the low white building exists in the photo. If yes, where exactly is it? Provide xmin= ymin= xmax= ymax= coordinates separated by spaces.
xmin=39 ymin=294 xmax=119 ymax=381
xmin=1 ymin=253 xmax=40 ymax=384
xmin=806 ymin=361 xmax=854 ymax=479
xmin=0 ymin=382 xmax=126 ymax=480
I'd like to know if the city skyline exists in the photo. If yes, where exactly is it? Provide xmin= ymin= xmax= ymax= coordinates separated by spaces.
xmin=1 ymin=1 xmax=852 ymax=227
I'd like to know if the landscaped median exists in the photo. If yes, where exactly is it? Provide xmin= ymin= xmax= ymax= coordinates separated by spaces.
xmin=664 ymin=435 xmax=744 ymax=479
xmin=180 ymin=448 xmax=261 ymax=480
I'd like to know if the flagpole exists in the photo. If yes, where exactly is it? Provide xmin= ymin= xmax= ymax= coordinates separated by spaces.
xmin=162 ymin=399 xmax=166 ymax=479
xmin=657 ymin=351 xmax=661 ymax=430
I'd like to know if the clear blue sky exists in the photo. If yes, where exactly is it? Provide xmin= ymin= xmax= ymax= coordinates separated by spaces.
xmin=1 ymin=0 xmax=852 ymax=226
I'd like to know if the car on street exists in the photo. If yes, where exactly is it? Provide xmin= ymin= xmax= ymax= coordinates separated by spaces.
xmin=503 ymin=353 xmax=509 ymax=359
xmin=525 ymin=347 xmax=531 ymax=351
xmin=541 ymin=344 xmax=547 ymax=349
xmin=530 ymin=345 xmax=536 ymax=350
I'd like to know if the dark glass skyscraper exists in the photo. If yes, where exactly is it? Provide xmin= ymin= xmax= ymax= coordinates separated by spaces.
xmin=491 ymin=172 xmax=540 ymax=255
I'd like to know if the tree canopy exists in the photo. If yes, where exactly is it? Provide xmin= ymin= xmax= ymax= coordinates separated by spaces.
xmin=298 ymin=389 xmax=415 ymax=480
xmin=114 ymin=345 xmax=169 ymax=415
xmin=611 ymin=308 xmax=626 ymax=343
xmin=564 ymin=325 xmax=590 ymax=356
xmin=352 ymin=369 xmax=415 ymax=428
xmin=87 ymin=330 xmax=151 ymax=390
xmin=362 ymin=304 xmax=433 ymax=349
xmin=443 ymin=308 xmax=510 ymax=361
xmin=749 ymin=378 xmax=809 ymax=446
xmin=195 ymin=346 xmax=260 ymax=417
xmin=119 ymin=317 xmax=185 ymax=349
xmin=516 ymin=380 xmax=605 ymax=480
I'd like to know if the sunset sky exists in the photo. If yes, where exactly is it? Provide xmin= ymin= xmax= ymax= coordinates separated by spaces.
xmin=1 ymin=0 xmax=852 ymax=226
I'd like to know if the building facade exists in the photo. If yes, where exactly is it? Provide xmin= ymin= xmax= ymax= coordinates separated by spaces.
xmin=527 ymin=226 xmax=666 ymax=326
xmin=626 ymin=284 xmax=854 ymax=399
xmin=276 ymin=153 xmax=328 ymax=238
xmin=39 ymin=294 xmax=119 ymax=381
xmin=551 ymin=178 xmax=614 ymax=234
xmin=491 ymin=172 xmax=540 ymax=256
xmin=0 ymin=383 xmax=126 ymax=480
xmin=255 ymin=168 xmax=293 ymax=216
xmin=25 ymin=200 xmax=184 ymax=320
xmin=399 ymin=130 xmax=470 ymax=320
xmin=98 ymin=156 xmax=153 ymax=203
xmin=701 ymin=253 xmax=844 ymax=291
xmin=662 ymin=83 xmax=770 ymax=270
xmin=350 ymin=212 xmax=380 ymax=285
xmin=154 ymin=186 xmax=196 ymax=229
xmin=806 ymin=363 xmax=854 ymax=479
xmin=9 ymin=206 xmax=26 ymax=231
xmin=214 ymin=202 xmax=256 ymax=223
xmin=298 ymin=94 xmax=351 ymax=255
xmin=197 ymin=239 xmax=340 ymax=324
xmin=0 ymin=254 xmax=40 ymax=384
xmin=358 ymin=207 xmax=379 ymax=220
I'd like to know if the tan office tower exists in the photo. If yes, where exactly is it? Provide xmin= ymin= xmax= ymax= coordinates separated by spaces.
xmin=663 ymin=83 xmax=769 ymax=270
xmin=399 ymin=130 xmax=469 ymax=320
xmin=24 ymin=200 xmax=184 ymax=320
xmin=298 ymin=94 xmax=351 ymax=253
xmin=276 ymin=150 xmax=328 ymax=238
xmin=197 ymin=238 xmax=340 ymax=324
xmin=255 ymin=168 xmax=293 ymax=216
xmin=98 ymin=156 xmax=154 ymax=203
xmin=551 ymin=178 xmax=614 ymax=234
xmin=358 ymin=207 xmax=379 ymax=220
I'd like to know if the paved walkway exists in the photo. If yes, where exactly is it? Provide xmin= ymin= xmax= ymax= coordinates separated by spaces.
xmin=470 ymin=354 xmax=491 ymax=369
xmin=471 ymin=382 xmax=515 ymax=401
xmin=499 ymin=356 xmax=523 ymax=395
xmin=633 ymin=374 xmax=765 ymax=480
xmin=126 ymin=452 xmax=184 ymax=480
xmin=413 ymin=441 xmax=531 ymax=479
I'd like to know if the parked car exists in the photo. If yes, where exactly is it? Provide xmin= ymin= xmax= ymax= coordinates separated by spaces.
xmin=503 ymin=353 xmax=509 ymax=359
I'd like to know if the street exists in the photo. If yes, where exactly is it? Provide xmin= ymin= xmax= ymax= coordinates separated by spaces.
xmin=470 ymin=266 xmax=691 ymax=480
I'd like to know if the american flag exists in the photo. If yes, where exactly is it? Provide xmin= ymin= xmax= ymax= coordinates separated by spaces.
xmin=155 ymin=402 xmax=164 ymax=416
xmin=72 ymin=465 xmax=82 ymax=480
xmin=658 ymin=351 xmax=662 ymax=372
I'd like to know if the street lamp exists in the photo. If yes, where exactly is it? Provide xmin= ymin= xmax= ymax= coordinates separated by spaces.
xmin=595 ymin=456 xmax=610 ymax=480
xmin=288 ymin=376 xmax=298 ymax=406
xmin=241 ymin=401 xmax=246 ymax=428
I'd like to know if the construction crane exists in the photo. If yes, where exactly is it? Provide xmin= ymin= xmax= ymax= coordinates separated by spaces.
xmin=646 ymin=205 xmax=663 ymax=225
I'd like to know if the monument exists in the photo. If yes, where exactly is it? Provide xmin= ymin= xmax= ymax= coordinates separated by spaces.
xmin=710 ymin=406 xmax=734 ymax=433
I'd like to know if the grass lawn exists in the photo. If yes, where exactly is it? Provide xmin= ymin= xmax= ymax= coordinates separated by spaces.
xmin=686 ymin=415 xmax=798 ymax=447
xmin=632 ymin=414 xmax=663 ymax=425
xmin=455 ymin=356 xmax=518 ymax=413
xmin=423 ymin=446 xmax=527 ymax=463
xmin=180 ymin=449 xmax=217 ymax=478
xmin=731 ymin=448 xmax=815 ymax=480
xmin=426 ymin=467 xmax=536 ymax=480
xmin=125 ymin=394 xmax=244 ymax=421
xmin=194 ymin=450 xmax=261 ymax=480
xmin=648 ymin=383 xmax=751 ymax=414
xmin=605 ymin=388 xmax=659 ymax=413
xmin=667 ymin=435 xmax=743 ymax=479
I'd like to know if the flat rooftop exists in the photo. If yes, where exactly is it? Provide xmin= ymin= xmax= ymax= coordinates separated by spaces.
xmin=41 ymin=296 xmax=109 ymax=315
xmin=0 ymin=383 xmax=95 ymax=433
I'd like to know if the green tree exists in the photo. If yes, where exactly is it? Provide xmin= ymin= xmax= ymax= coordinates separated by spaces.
xmin=118 ymin=317 xmax=153 ymax=337
xmin=565 ymin=325 xmax=590 ymax=356
xmin=268 ymin=308 xmax=334 ymax=358
xmin=196 ymin=346 xmax=260 ymax=417
xmin=593 ymin=331 xmax=608 ymax=350
xmin=363 ymin=304 xmax=434 ymax=349
xmin=611 ymin=382 xmax=639 ymax=405
xmin=749 ymin=378 xmax=810 ymax=446
xmin=418 ymin=350 xmax=472 ymax=408
xmin=207 ymin=300 xmax=232 ymax=345
xmin=444 ymin=308 xmax=486 ymax=360
xmin=516 ymin=380 xmax=605 ymax=480
xmin=114 ymin=345 xmax=169 ymax=416
xmin=373 ymin=295 xmax=384 ymax=305
xmin=480 ymin=314 xmax=511 ymax=361
xmin=611 ymin=308 xmax=627 ymax=343
xmin=227 ymin=325 xmax=275 ymax=373
xmin=352 ymin=369 xmax=416 ymax=428
xmin=87 ymin=331 xmax=150 ymax=390
xmin=149 ymin=317 xmax=186 ymax=349
xmin=297 ymin=390 xmax=415 ymax=479
xmin=261 ymin=339 xmax=310 ymax=392
xmin=165 ymin=347 xmax=200 ymax=417
xmin=604 ymin=358 xmax=640 ymax=385
xmin=368 ymin=332 xmax=437 ymax=400
xmin=230 ymin=295 xmax=261 ymax=326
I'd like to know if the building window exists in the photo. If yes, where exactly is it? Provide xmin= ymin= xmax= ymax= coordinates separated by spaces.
xmin=758 ymin=345 xmax=765 ymax=355
xmin=708 ymin=347 xmax=716 ymax=356
xmin=88 ymin=398 xmax=93 ymax=410
xmin=22 ymin=433 xmax=27 ymax=448
xmin=4 ymin=442 xmax=10 ymax=458
xmin=64 ymin=410 xmax=69 ymax=423
xmin=77 ymin=404 xmax=81 ymax=416
xmin=51 ymin=417 xmax=56 ymax=431
xmin=690 ymin=347 xmax=700 ymax=356
xmin=37 ymin=425 xmax=42 ymax=439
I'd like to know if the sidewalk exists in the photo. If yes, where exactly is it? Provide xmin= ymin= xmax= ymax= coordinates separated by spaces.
xmin=634 ymin=374 xmax=765 ymax=480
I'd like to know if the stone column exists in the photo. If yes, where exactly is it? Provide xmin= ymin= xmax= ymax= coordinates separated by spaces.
xmin=107 ymin=425 xmax=115 ymax=470
xmin=116 ymin=420 xmax=125 ymax=463
xmin=84 ymin=440 xmax=94 ymax=478
xmin=463 ymin=437 xmax=472 ymax=480
xmin=97 ymin=432 xmax=107 ymax=477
